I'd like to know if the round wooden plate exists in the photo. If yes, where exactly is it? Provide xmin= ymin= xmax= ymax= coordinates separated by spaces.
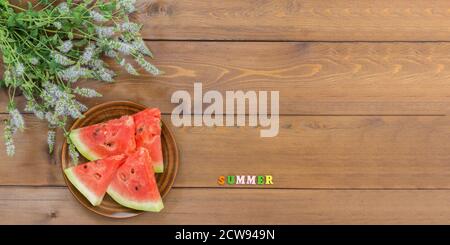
xmin=61 ymin=101 xmax=179 ymax=218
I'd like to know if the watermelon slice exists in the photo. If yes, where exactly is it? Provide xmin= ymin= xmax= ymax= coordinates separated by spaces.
xmin=107 ymin=148 xmax=164 ymax=212
xmin=69 ymin=115 xmax=136 ymax=161
xmin=133 ymin=108 xmax=164 ymax=173
xmin=64 ymin=154 xmax=126 ymax=206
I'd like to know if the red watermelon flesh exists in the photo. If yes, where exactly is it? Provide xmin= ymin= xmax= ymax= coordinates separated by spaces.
xmin=107 ymin=148 xmax=164 ymax=212
xmin=133 ymin=108 xmax=164 ymax=173
xmin=64 ymin=154 xmax=126 ymax=206
xmin=69 ymin=115 xmax=136 ymax=161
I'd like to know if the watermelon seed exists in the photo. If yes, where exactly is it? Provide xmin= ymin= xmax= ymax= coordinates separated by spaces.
xmin=131 ymin=168 xmax=135 ymax=174
xmin=138 ymin=127 xmax=144 ymax=133
xmin=105 ymin=142 xmax=114 ymax=147
xmin=83 ymin=165 xmax=88 ymax=169
xmin=119 ymin=173 xmax=127 ymax=181
xmin=135 ymin=186 xmax=139 ymax=191
xmin=93 ymin=128 xmax=100 ymax=137
xmin=94 ymin=173 xmax=102 ymax=180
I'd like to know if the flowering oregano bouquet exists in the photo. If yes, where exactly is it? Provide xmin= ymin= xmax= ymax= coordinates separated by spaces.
xmin=0 ymin=0 xmax=160 ymax=162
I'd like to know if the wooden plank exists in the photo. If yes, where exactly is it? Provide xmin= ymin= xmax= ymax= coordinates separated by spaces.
xmin=7 ymin=0 xmax=450 ymax=41
xmin=3 ymin=42 xmax=450 ymax=115
xmin=2 ymin=186 xmax=450 ymax=224
xmin=134 ymin=0 xmax=450 ymax=41
xmin=3 ymin=115 xmax=450 ymax=188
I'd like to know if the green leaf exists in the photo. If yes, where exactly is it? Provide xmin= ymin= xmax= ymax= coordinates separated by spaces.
xmin=73 ymin=11 xmax=82 ymax=25
xmin=3 ymin=55 xmax=11 ymax=64
xmin=74 ymin=39 xmax=88 ymax=47
xmin=50 ymin=35 xmax=59 ymax=46
xmin=16 ymin=13 xmax=25 ymax=27
xmin=87 ymin=26 xmax=95 ymax=35
xmin=31 ymin=29 xmax=38 ymax=38
xmin=49 ymin=61 xmax=58 ymax=72
xmin=7 ymin=15 xmax=15 ymax=27
xmin=62 ymin=21 xmax=71 ymax=32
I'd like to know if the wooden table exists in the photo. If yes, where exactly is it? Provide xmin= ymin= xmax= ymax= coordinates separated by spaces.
xmin=4 ymin=0 xmax=450 ymax=224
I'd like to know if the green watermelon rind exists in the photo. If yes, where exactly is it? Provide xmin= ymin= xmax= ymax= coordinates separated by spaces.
xmin=153 ymin=161 xmax=164 ymax=173
xmin=69 ymin=129 xmax=101 ymax=161
xmin=107 ymin=187 xmax=164 ymax=212
xmin=64 ymin=168 xmax=103 ymax=206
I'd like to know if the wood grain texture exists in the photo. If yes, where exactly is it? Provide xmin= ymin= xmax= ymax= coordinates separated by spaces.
xmin=3 ymin=0 xmax=450 ymax=224
xmin=133 ymin=0 xmax=450 ymax=41
xmin=4 ymin=42 xmax=450 ymax=115
xmin=3 ymin=186 xmax=450 ymax=224
xmin=4 ymin=115 xmax=450 ymax=189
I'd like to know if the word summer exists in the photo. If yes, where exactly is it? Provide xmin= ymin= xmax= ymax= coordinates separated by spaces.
xmin=217 ymin=175 xmax=274 ymax=185
xmin=171 ymin=83 xmax=279 ymax=137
